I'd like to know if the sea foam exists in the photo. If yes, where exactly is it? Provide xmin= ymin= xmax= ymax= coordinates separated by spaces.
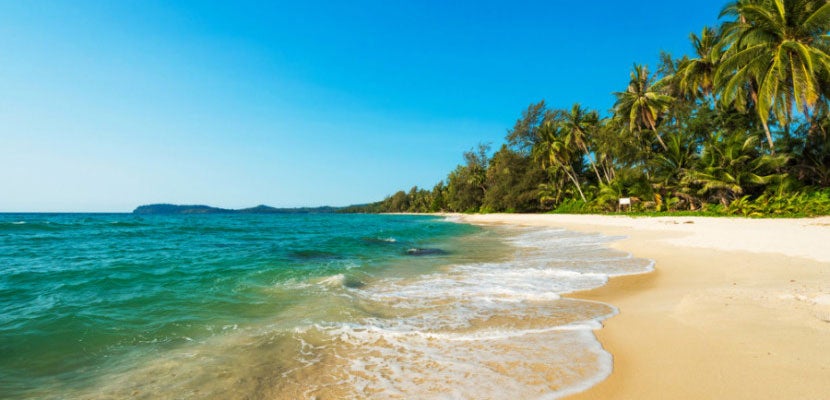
xmin=277 ymin=226 xmax=653 ymax=399
xmin=45 ymin=220 xmax=652 ymax=400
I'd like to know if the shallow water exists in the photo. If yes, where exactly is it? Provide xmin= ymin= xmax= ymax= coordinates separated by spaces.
xmin=0 ymin=213 xmax=652 ymax=399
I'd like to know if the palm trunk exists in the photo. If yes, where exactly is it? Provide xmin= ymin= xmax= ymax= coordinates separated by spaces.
xmin=575 ymin=127 xmax=604 ymax=185
xmin=805 ymin=104 xmax=824 ymax=138
xmin=784 ymin=100 xmax=792 ymax=141
xmin=760 ymin=118 xmax=776 ymax=155
xmin=563 ymin=168 xmax=587 ymax=202
xmin=580 ymin=144 xmax=604 ymax=185
xmin=647 ymin=121 xmax=669 ymax=151
xmin=605 ymin=163 xmax=616 ymax=182
xmin=749 ymin=84 xmax=776 ymax=154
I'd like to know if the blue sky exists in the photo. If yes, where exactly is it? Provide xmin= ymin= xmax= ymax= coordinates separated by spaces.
xmin=1 ymin=0 xmax=726 ymax=212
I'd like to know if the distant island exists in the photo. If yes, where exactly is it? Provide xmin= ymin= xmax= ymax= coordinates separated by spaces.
xmin=133 ymin=203 xmax=341 ymax=215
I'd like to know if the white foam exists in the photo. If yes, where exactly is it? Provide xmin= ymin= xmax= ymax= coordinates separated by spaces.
xmin=278 ymin=278 xmax=313 ymax=290
xmin=78 ymin=224 xmax=652 ymax=399
xmin=318 ymin=274 xmax=346 ymax=288
xmin=280 ymin=225 xmax=655 ymax=398
xmin=308 ymin=323 xmax=614 ymax=399
xmin=441 ymin=215 xmax=463 ymax=223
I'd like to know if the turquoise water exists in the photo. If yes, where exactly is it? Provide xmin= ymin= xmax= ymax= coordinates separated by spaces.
xmin=0 ymin=213 xmax=653 ymax=399
xmin=0 ymin=214 xmax=485 ymax=397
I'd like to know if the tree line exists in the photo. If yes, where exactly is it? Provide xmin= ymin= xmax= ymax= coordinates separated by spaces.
xmin=347 ymin=0 xmax=830 ymax=216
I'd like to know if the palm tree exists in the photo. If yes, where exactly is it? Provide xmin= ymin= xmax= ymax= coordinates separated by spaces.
xmin=533 ymin=120 xmax=587 ymax=202
xmin=594 ymin=167 xmax=653 ymax=211
xmin=689 ymin=131 xmax=788 ymax=205
xmin=614 ymin=64 xmax=675 ymax=151
xmin=678 ymin=26 xmax=724 ymax=102
xmin=655 ymin=52 xmax=692 ymax=105
xmin=716 ymin=0 xmax=830 ymax=153
xmin=558 ymin=104 xmax=604 ymax=184
xmin=462 ymin=143 xmax=490 ymax=196
xmin=650 ymin=131 xmax=701 ymax=209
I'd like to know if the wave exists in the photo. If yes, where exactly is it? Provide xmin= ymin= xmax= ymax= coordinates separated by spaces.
xmin=107 ymin=220 xmax=150 ymax=228
xmin=361 ymin=237 xmax=397 ymax=244
xmin=276 ymin=319 xmax=613 ymax=399
xmin=25 ymin=220 xmax=653 ymax=399
xmin=0 ymin=221 xmax=63 ymax=232
xmin=269 ymin=226 xmax=654 ymax=398
xmin=318 ymin=274 xmax=346 ymax=288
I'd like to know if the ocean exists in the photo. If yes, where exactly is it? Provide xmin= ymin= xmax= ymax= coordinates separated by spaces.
xmin=0 ymin=213 xmax=652 ymax=399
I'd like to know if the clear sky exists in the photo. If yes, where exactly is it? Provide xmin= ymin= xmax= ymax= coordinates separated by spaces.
xmin=1 ymin=0 xmax=727 ymax=212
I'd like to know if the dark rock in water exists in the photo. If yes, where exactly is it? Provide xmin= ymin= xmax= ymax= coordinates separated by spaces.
xmin=343 ymin=278 xmax=366 ymax=289
xmin=405 ymin=248 xmax=448 ymax=256
xmin=290 ymin=250 xmax=341 ymax=260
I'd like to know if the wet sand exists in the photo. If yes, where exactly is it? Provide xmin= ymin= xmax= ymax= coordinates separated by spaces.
xmin=457 ymin=214 xmax=830 ymax=400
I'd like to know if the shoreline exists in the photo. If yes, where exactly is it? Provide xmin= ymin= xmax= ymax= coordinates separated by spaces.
xmin=455 ymin=214 xmax=830 ymax=400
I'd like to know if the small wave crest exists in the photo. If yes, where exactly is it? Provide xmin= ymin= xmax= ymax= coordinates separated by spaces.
xmin=0 ymin=220 xmax=61 ymax=232
xmin=274 ymin=225 xmax=652 ymax=398
xmin=276 ymin=320 xmax=613 ymax=399
xmin=362 ymin=236 xmax=397 ymax=244
xmin=318 ymin=274 xmax=346 ymax=288
xmin=56 ymin=222 xmax=652 ymax=400
xmin=314 ymin=273 xmax=365 ymax=289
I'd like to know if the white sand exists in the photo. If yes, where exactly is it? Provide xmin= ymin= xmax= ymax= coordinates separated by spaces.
xmin=455 ymin=214 xmax=830 ymax=400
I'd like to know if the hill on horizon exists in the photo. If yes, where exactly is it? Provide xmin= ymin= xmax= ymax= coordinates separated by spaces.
xmin=132 ymin=203 xmax=341 ymax=215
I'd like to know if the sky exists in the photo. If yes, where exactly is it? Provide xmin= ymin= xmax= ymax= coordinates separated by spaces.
xmin=1 ymin=0 xmax=727 ymax=212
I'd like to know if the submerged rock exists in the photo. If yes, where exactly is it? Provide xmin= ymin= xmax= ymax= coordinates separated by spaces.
xmin=405 ymin=248 xmax=448 ymax=256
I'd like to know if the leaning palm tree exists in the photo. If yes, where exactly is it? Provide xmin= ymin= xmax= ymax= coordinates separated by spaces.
xmin=533 ymin=120 xmax=587 ymax=202
xmin=614 ymin=64 xmax=675 ymax=151
xmin=558 ymin=104 xmax=604 ymax=184
xmin=716 ymin=0 xmax=830 ymax=153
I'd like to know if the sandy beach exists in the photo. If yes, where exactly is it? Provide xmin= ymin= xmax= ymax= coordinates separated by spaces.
xmin=457 ymin=214 xmax=830 ymax=400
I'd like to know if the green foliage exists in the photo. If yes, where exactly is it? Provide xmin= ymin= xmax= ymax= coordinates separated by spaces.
xmin=483 ymin=145 xmax=547 ymax=212
xmin=725 ymin=190 xmax=830 ymax=217
xmin=551 ymin=199 xmax=591 ymax=214
xmin=717 ymin=0 xmax=830 ymax=152
xmin=506 ymin=101 xmax=547 ymax=155
xmin=613 ymin=64 xmax=674 ymax=151
xmin=354 ymin=0 xmax=830 ymax=218
xmin=689 ymin=131 xmax=789 ymax=205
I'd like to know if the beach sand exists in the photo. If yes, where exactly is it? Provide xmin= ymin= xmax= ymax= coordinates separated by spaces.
xmin=457 ymin=214 xmax=830 ymax=400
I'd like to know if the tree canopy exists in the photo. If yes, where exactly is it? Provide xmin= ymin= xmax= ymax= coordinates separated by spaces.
xmin=352 ymin=0 xmax=830 ymax=217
